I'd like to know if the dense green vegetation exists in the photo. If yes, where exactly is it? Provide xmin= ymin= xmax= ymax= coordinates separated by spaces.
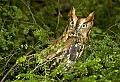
xmin=0 ymin=0 xmax=120 ymax=82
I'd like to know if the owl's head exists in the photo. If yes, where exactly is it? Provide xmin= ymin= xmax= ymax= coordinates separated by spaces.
xmin=68 ymin=6 xmax=78 ymax=29
xmin=75 ymin=12 xmax=94 ymax=43
xmin=63 ymin=6 xmax=78 ymax=37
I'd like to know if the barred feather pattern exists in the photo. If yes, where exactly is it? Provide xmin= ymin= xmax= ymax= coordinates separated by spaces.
xmin=42 ymin=7 xmax=94 ymax=70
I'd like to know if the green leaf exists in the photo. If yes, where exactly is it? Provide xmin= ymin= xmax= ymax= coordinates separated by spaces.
xmin=37 ymin=57 xmax=44 ymax=64
xmin=15 ymin=9 xmax=22 ymax=19
xmin=18 ymin=56 xmax=27 ymax=63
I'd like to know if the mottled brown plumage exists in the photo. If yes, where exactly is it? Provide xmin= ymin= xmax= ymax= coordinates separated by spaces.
xmin=41 ymin=7 xmax=94 ymax=70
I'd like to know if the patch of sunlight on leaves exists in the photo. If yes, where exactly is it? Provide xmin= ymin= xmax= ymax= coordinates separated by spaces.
xmin=18 ymin=56 xmax=27 ymax=63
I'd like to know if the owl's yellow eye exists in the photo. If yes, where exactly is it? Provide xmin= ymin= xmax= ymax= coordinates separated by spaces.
xmin=81 ymin=23 xmax=87 ymax=28
xmin=70 ymin=21 xmax=74 ymax=25
xmin=77 ymin=23 xmax=87 ymax=30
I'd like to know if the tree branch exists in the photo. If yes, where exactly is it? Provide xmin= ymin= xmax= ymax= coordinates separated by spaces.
xmin=1 ymin=63 xmax=17 ymax=82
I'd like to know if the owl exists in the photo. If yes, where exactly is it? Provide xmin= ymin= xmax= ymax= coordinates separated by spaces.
xmin=40 ymin=7 xmax=78 ymax=57
xmin=44 ymin=7 xmax=94 ymax=70
xmin=51 ymin=6 xmax=78 ymax=46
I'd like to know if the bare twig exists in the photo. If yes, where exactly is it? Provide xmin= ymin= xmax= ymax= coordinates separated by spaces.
xmin=3 ymin=54 xmax=15 ymax=70
xmin=104 ymin=23 xmax=120 ymax=40
xmin=21 ymin=0 xmax=36 ymax=24
xmin=21 ymin=0 xmax=41 ymax=28
xmin=26 ymin=50 xmax=36 ymax=56
xmin=3 ymin=47 xmax=17 ymax=69
xmin=0 ymin=49 xmax=37 ymax=82
xmin=0 ymin=69 xmax=7 ymax=76
xmin=56 ymin=0 xmax=61 ymax=31
xmin=1 ymin=63 xmax=17 ymax=82
xmin=30 ymin=56 xmax=58 ymax=73
xmin=1 ymin=1 xmax=46 ymax=81
xmin=30 ymin=61 xmax=47 ymax=73
xmin=104 ymin=23 xmax=117 ymax=34
xmin=2 ymin=19 xmax=35 ymax=24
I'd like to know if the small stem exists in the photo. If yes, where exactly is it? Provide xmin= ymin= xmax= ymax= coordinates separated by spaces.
xmin=55 ymin=0 xmax=61 ymax=37
xmin=1 ymin=63 xmax=17 ymax=82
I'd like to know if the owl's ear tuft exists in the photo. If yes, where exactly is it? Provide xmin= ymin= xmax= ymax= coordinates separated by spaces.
xmin=88 ymin=12 xmax=94 ymax=21
xmin=85 ymin=12 xmax=94 ymax=22
xmin=68 ymin=6 xmax=76 ymax=17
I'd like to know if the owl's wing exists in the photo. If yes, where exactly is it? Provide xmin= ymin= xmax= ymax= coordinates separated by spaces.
xmin=51 ymin=35 xmax=64 ymax=46
xmin=45 ymin=36 xmax=84 ymax=69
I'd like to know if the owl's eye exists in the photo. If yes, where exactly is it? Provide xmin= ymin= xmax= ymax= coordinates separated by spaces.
xmin=70 ymin=19 xmax=74 ymax=25
xmin=81 ymin=23 xmax=87 ymax=28
xmin=70 ymin=21 xmax=74 ymax=25
xmin=77 ymin=23 xmax=87 ymax=30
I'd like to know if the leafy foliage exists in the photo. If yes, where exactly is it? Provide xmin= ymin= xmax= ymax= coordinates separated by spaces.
xmin=0 ymin=0 xmax=120 ymax=82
